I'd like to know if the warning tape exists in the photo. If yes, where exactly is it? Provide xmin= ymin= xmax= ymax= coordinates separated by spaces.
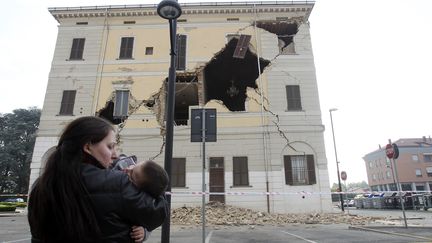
xmin=164 ymin=190 xmax=432 ymax=196
xmin=2 ymin=190 xmax=431 ymax=197
xmin=166 ymin=191 xmax=327 ymax=196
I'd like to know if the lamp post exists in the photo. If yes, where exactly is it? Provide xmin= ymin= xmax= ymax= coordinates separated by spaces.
xmin=157 ymin=1 xmax=181 ymax=242
xmin=329 ymin=108 xmax=344 ymax=212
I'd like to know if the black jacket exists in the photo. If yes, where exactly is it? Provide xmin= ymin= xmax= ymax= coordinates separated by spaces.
xmin=81 ymin=163 xmax=168 ymax=242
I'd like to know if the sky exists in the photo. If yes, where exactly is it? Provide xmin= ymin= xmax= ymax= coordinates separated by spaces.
xmin=1 ymin=0 xmax=431 ymax=185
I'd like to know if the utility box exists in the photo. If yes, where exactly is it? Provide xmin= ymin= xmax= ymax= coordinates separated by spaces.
xmin=191 ymin=108 xmax=217 ymax=142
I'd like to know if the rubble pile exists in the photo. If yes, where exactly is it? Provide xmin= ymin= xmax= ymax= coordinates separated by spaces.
xmin=171 ymin=203 xmax=383 ymax=226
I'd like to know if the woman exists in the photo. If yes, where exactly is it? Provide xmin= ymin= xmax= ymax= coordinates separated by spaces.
xmin=28 ymin=116 xmax=168 ymax=242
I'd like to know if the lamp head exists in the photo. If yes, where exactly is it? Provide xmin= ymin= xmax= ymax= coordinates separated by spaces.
xmin=329 ymin=108 xmax=338 ymax=112
xmin=157 ymin=0 xmax=182 ymax=20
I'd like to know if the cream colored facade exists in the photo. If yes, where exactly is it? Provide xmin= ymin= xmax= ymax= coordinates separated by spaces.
xmin=30 ymin=1 xmax=332 ymax=213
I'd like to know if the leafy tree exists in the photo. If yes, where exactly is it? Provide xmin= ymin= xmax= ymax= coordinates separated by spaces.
xmin=0 ymin=107 xmax=41 ymax=193
xmin=331 ymin=181 xmax=369 ymax=192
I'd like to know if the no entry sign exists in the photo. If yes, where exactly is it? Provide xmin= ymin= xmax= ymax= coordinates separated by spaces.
xmin=386 ymin=143 xmax=399 ymax=159
xmin=385 ymin=144 xmax=394 ymax=159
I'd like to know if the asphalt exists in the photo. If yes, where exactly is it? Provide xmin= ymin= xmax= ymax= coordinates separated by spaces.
xmin=0 ymin=209 xmax=432 ymax=243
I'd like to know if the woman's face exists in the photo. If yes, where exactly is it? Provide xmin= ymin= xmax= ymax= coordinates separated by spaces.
xmin=85 ymin=130 xmax=117 ymax=168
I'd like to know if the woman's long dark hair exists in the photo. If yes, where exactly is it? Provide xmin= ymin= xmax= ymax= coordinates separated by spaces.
xmin=28 ymin=116 xmax=114 ymax=243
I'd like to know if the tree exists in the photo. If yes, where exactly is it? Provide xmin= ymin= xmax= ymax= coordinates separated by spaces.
xmin=0 ymin=107 xmax=41 ymax=193
xmin=330 ymin=181 xmax=369 ymax=192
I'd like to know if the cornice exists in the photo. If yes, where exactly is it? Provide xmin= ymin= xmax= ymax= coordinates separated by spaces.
xmin=49 ymin=1 xmax=314 ymax=22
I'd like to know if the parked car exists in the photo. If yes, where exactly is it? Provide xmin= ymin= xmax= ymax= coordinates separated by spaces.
xmin=3 ymin=198 xmax=24 ymax=203
xmin=338 ymin=199 xmax=354 ymax=208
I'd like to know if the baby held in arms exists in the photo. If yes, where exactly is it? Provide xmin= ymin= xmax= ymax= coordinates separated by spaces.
xmin=113 ymin=155 xmax=169 ymax=197
xmin=112 ymin=155 xmax=169 ymax=241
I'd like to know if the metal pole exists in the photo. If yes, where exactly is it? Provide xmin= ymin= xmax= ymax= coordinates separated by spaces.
xmin=329 ymin=109 xmax=344 ymax=212
xmin=389 ymin=139 xmax=408 ymax=228
xmin=201 ymin=108 xmax=206 ymax=243
xmin=161 ymin=18 xmax=177 ymax=243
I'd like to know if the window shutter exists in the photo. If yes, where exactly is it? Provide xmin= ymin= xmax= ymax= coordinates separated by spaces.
xmin=119 ymin=37 xmax=134 ymax=59
xmin=114 ymin=90 xmax=129 ymax=118
xmin=284 ymin=155 xmax=293 ymax=185
xmin=233 ymin=156 xmax=249 ymax=186
xmin=59 ymin=90 xmax=76 ymax=115
xmin=307 ymin=155 xmax=316 ymax=185
xmin=176 ymin=35 xmax=187 ymax=70
xmin=70 ymin=38 xmax=85 ymax=60
xmin=172 ymin=158 xmax=186 ymax=187
xmin=286 ymin=85 xmax=302 ymax=111
xmin=233 ymin=35 xmax=251 ymax=59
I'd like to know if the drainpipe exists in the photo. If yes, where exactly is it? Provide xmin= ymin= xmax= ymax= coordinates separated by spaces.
xmin=253 ymin=4 xmax=270 ymax=214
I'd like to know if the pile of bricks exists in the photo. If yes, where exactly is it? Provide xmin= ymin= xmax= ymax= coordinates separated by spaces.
xmin=171 ymin=202 xmax=383 ymax=226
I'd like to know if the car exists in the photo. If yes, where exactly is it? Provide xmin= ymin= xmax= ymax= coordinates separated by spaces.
xmin=337 ymin=199 xmax=354 ymax=208
xmin=3 ymin=198 xmax=24 ymax=203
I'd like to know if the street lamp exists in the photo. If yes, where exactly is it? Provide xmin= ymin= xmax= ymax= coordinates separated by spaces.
xmin=329 ymin=108 xmax=344 ymax=212
xmin=157 ymin=1 xmax=181 ymax=242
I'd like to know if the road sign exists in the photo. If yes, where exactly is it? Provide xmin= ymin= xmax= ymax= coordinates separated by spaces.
xmin=392 ymin=143 xmax=399 ymax=159
xmin=341 ymin=171 xmax=347 ymax=181
xmin=385 ymin=143 xmax=394 ymax=159
xmin=191 ymin=108 xmax=217 ymax=142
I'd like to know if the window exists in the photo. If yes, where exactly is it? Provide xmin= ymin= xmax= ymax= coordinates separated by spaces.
xmin=119 ymin=37 xmax=134 ymax=59
xmin=426 ymin=167 xmax=432 ymax=177
xmin=412 ymin=154 xmax=419 ymax=161
xmin=76 ymin=22 xmax=88 ymax=25
xmin=286 ymin=85 xmax=302 ymax=111
xmin=416 ymin=184 xmax=425 ymax=191
xmin=123 ymin=21 xmax=136 ymax=24
xmin=172 ymin=158 xmax=186 ymax=187
xmin=69 ymin=38 xmax=85 ymax=60
xmin=401 ymin=183 xmax=412 ymax=191
xmin=369 ymin=161 xmax=373 ymax=168
xmin=227 ymin=18 xmax=239 ymax=21
xmin=145 ymin=47 xmax=153 ymax=55
xmin=372 ymin=174 xmax=377 ymax=181
xmin=176 ymin=34 xmax=187 ymax=70
xmin=284 ymin=155 xmax=316 ymax=185
xmin=59 ymin=90 xmax=76 ymax=115
xmin=424 ymin=154 xmax=432 ymax=162
xmin=233 ymin=157 xmax=249 ymax=186
xmin=416 ymin=169 xmax=422 ymax=177
xmin=113 ymin=90 xmax=129 ymax=118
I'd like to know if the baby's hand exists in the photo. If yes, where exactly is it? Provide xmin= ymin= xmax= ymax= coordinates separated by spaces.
xmin=130 ymin=225 xmax=145 ymax=242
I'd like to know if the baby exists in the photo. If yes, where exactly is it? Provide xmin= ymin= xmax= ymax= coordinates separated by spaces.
xmin=112 ymin=155 xmax=169 ymax=198
xmin=112 ymin=155 xmax=169 ymax=242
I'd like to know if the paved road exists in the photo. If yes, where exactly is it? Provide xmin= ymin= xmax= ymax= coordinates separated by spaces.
xmin=2 ymin=211 xmax=432 ymax=243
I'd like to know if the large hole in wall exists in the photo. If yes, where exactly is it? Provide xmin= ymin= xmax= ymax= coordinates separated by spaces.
xmin=173 ymin=74 xmax=199 ymax=125
xmin=204 ymin=38 xmax=270 ymax=111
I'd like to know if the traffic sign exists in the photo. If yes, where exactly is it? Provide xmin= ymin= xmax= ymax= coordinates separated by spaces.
xmin=385 ymin=143 xmax=394 ymax=159
xmin=341 ymin=171 xmax=347 ymax=181
xmin=392 ymin=143 xmax=399 ymax=159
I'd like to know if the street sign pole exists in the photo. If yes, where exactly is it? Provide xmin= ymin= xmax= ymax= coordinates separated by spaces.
xmin=387 ymin=139 xmax=407 ymax=228
xmin=201 ymin=108 xmax=206 ymax=243
xmin=341 ymin=171 xmax=348 ymax=214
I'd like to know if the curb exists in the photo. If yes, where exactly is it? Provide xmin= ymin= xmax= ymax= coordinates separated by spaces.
xmin=349 ymin=225 xmax=432 ymax=241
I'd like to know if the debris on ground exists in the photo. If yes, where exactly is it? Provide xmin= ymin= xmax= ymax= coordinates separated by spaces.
xmin=171 ymin=202 xmax=384 ymax=226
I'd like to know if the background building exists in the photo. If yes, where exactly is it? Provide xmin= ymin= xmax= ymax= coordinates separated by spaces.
xmin=29 ymin=1 xmax=332 ymax=213
xmin=364 ymin=137 xmax=432 ymax=192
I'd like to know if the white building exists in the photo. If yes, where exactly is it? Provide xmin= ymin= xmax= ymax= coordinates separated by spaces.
xmin=29 ymin=1 xmax=332 ymax=213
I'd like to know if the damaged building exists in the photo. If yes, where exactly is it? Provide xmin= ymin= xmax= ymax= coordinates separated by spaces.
xmin=29 ymin=1 xmax=332 ymax=214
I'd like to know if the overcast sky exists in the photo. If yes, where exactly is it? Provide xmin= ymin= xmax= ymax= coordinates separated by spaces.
xmin=1 ymin=0 xmax=431 ymax=185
